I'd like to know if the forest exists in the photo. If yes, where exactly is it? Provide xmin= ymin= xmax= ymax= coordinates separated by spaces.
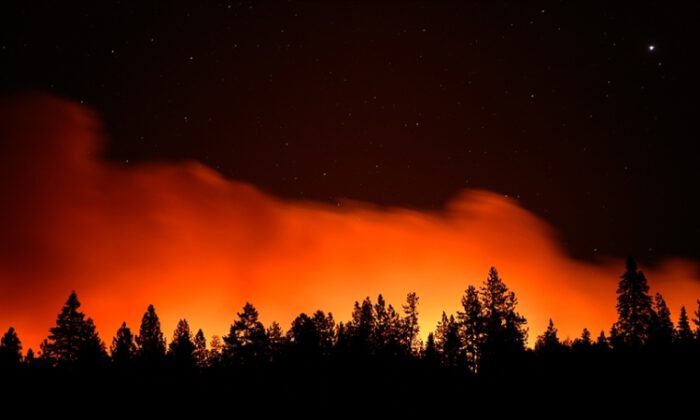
xmin=1 ymin=258 xmax=699 ymax=410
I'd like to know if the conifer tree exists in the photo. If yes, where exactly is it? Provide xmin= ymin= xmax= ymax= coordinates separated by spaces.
xmin=136 ymin=304 xmax=166 ymax=366
xmin=650 ymin=293 xmax=674 ymax=348
xmin=223 ymin=302 xmax=268 ymax=366
xmin=312 ymin=311 xmax=335 ymax=357
xmin=0 ymin=327 xmax=22 ymax=368
xmin=110 ymin=322 xmax=136 ymax=366
xmin=193 ymin=329 xmax=208 ymax=368
xmin=169 ymin=319 xmax=195 ymax=369
xmin=676 ymin=306 xmax=694 ymax=346
xmin=43 ymin=292 xmax=106 ymax=366
xmin=480 ymin=267 xmax=527 ymax=367
xmin=535 ymin=319 xmax=561 ymax=353
xmin=457 ymin=285 xmax=484 ymax=372
xmin=346 ymin=297 xmax=375 ymax=356
xmin=573 ymin=328 xmax=592 ymax=351
xmin=435 ymin=312 xmax=461 ymax=367
xmin=401 ymin=292 xmax=420 ymax=354
xmin=612 ymin=258 xmax=655 ymax=348
xmin=266 ymin=322 xmax=285 ymax=363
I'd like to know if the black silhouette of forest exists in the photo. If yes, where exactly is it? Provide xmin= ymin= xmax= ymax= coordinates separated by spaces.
xmin=1 ymin=258 xmax=698 ymax=412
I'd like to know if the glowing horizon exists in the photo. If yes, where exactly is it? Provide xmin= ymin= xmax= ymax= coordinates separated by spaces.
xmin=1 ymin=94 xmax=699 ymax=352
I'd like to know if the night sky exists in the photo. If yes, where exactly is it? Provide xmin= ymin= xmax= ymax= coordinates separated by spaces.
xmin=2 ymin=1 xmax=699 ymax=263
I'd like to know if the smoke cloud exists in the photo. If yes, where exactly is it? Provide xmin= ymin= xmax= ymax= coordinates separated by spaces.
xmin=1 ymin=93 xmax=699 ymax=350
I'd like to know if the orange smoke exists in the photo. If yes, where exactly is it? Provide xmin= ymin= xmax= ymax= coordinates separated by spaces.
xmin=0 ymin=93 xmax=699 ymax=351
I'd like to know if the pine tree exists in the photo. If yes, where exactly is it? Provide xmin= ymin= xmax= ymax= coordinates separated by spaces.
xmin=288 ymin=313 xmax=321 ymax=360
xmin=480 ymin=267 xmax=527 ymax=368
xmin=169 ymin=319 xmax=195 ymax=369
xmin=612 ymin=257 xmax=655 ymax=349
xmin=346 ymin=297 xmax=375 ymax=356
xmin=457 ymin=285 xmax=484 ymax=372
xmin=676 ymin=306 xmax=694 ymax=347
xmin=193 ymin=329 xmax=208 ymax=368
xmin=573 ymin=328 xmax=592 ymax=351
xmin=110 ymin=322 xmax=136 ymax=366
xmin=43 ymin=292 xmax=106 ymax=366
xmin=650 ymin=293 xmax=674 ymax=348
xmin=24 ymin=348 xmax=35 ymax=366
xmin=435 ymin=312 xmax=461 ymax=367
xmin=595 ymin=330 xmax=609 ymax=351
xmin=0 ymin=327 xmax=22 ymax=368
xmin=208 ymin=335 xmax=223 ymax=366
xmin=535 ymin=319 xmax=561 ymax=353
xmin=136 ymin=304 xmax=166 ymax=367
xmin=423 ymin=332 xmax=439 ymax=366
xmin=266 ymin=322 xmax=285 ymax=363
xmin=312 ymin=311 xmax=335 ymax=357
xmin=373 ymin=295 xmax=402 ymax=356
xmin=693 ymin=299 xmax=700 ymax=337
xmin=401 ymin=292 xmax=420 ymax=354
xmin=223 ymin=302 xmax=268 ymax=366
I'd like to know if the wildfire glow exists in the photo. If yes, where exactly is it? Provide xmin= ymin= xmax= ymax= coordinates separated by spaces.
xmin=1 ymin=94 xmax=699 ymax=351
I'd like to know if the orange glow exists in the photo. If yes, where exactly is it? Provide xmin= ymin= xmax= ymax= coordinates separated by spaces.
xmin=1 ymin=93 xmax=699 ymax=351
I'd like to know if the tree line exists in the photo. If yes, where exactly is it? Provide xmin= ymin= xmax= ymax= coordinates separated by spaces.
xmin=1 ymin=258 xmax=700 ymax=375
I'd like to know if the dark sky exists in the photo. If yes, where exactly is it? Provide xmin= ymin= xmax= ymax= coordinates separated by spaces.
xmin=1 ymin=1 xmax=699 ymax=263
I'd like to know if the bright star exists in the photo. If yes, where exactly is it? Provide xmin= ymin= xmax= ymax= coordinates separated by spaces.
xmin=648 ymin=44 xmax=655 ymax=52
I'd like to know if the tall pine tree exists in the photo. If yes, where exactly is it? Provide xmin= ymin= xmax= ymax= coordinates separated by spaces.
xmin=110 ymin=322 xmax=136 ymax=366
xmin=401 ymin=292 xmax=420 ymax=354
xmin=136 ymin=304 xmax=166 ymax=367
xmin=535 ymin=319 xmax=561 ymax=353
xmin=169 ymin=319 xmax=195 ymax=369
xmin=480 ymin=267 xmax=527 ymax=370
xmin=43 ymin=292 xmax=106 ymax=366
xmin=223 ymin=302 xmax=268 ymax=366
xmin=675 ymin=306 xmax=694 ymax=347
xmin=612 ymin=258 xmax=654 ymax=349
xmin=457 ymin=285 xmax=484 ymax=372
xmin=650 ymin=293 xmax=674 ymax=348
xmin=193 ymin=329 xmax=208 ymax=368
xmin=0 ymin=327 xmax=22 ymax=369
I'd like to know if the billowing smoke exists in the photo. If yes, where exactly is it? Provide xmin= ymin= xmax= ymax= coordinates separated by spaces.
xmin=1 ymin=93 xmax=698 ymax=350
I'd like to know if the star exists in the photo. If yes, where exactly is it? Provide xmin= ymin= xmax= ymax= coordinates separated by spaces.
xmin=648 ymin=44 xmax=655 ymax=52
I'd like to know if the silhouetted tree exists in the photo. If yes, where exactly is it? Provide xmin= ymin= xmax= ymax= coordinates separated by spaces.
xmin=266 ymin=322 xmax=285 ymax=363
xmin=613 ymin=257 xmax=655 ymax=349
xmin=169 ymin=319 xmax=195 ymax=369
xmin=423 ymin=332 xmax=439 ymax=366
xmin=208 ymin=335 xmax=223 ymax=366
xmin=480 ymin=267 xmax=527 ymax=370
xmin=650 ymin=293 xmax=674 ymax=349
xmin=535 ymin=319 xmax=561 ymax=353
xmin=457 ymin=285 xmax=484 ymax=372
xmin=594 ymin=331 xmax=609 ymax=352
xmin=193 ymin=329 xmax=208 ymax=369
xmin=435 ymin=312 xmax=462 ymax=367
xmin=676 ymin=306 xmax=694 ymax=347
xmin=374 ymin=295 xmax=403 ymax=357
xmin=223 ymin=302 xmax=268 ymax=367
xmin=288 ymin=313 xmax=322 ymax=360
xmin=401 ymin=292 xmax=420 ymax=354
xmin=0 ymin=327 xmax=22 ymax=369
xmin=572 ymin=328 xmax=592 ymax=352
xmin=43 ymin=292 xmax=106 ymax=366
xmin=346 ymin=297 xmax=375 ymax=357
xmin=24 ymin=348 xmax=35 ymax=366
xmin=312 ymin=311 xmax=335 ymax=357
xmin=110 ymin=322 xmax=136 ymax=366
xmin=693 ymin=300 xmax=700 ymax=338
xmin=136 ymin=304 xmax=166 ymax=368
